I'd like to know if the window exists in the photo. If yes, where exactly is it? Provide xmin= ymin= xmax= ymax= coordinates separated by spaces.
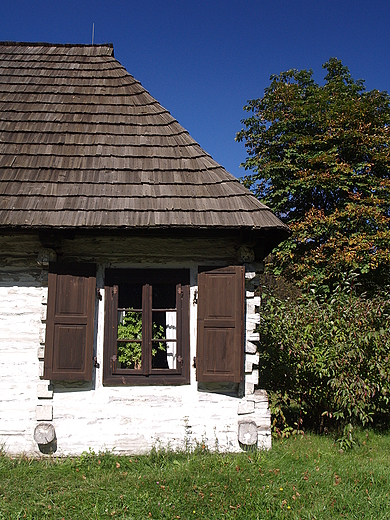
xmin=103 ymin=269 xmax=190 ymax=385
xmin=43 ymin=264 xmax=242 ymax=386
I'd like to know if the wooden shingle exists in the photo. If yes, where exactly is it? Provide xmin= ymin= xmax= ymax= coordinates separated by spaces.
xmin=0 ymin=42 xmax=289 ymax=242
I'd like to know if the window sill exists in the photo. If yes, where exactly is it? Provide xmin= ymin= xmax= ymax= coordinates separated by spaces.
xmin=102 ymin=373 xmax=190 ymax=386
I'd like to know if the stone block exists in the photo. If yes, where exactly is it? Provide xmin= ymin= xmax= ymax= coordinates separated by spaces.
xmin=238 ymin=420 xmax=258 ymax=446
xmin=36 ymin=404 xmax=53 ymax=421
xmin=37 ymin=346 xmax=45 ymax=359
xmin=237 ymin=400 xmax=255 ymax=415
xmin=37 ymin=383 xmax=53 ymax=399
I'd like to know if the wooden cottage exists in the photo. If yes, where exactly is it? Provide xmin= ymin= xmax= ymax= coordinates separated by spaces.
xmin=0 ymin=42 xmax=289 ymax=455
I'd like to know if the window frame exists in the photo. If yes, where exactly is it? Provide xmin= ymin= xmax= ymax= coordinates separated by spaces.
xmin=103 ymin=268 xmax=190 ymax=386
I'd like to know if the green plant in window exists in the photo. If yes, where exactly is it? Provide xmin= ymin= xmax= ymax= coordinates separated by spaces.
xmin=117 ymin=310 xmax=165 ymax=369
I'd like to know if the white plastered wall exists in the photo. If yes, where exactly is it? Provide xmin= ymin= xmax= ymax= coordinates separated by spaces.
xmin=0 ymin=236 xmax=271 ymax=455
xmin=0 ymin=272 xmax=47 ymax=454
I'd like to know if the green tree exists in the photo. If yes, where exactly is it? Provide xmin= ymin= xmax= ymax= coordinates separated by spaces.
xmin=236 ymin=59 xmax=390 ymax=293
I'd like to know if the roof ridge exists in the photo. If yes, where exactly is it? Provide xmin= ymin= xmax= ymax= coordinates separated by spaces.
xmin=0 ymin=41 xmax=114 ymax=49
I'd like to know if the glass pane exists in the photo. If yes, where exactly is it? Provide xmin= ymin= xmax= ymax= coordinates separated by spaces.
xmin=118 ymin=283 xmax=142 ymax=309
xmin=152 ymin=310 xmax=177 ymax=369
xmin=152 ymin=284 xmax=176 ymax=309
xmin=117 ymin=310 xmax=142 ymax=369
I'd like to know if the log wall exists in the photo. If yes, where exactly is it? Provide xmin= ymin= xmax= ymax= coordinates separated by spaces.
xmin=0 ymin=233 xmax=271 ymax=455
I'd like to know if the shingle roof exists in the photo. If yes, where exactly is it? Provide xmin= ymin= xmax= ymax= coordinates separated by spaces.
xmin=0 ymin=42 xmax=289 ymax=239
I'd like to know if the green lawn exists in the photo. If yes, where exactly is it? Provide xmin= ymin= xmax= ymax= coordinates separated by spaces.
xmin=1 ymin=431 xmax=389 ymax=519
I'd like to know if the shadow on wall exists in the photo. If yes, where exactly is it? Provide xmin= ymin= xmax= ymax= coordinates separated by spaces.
xmin=0 ymin=269 xmax=47 ymax=288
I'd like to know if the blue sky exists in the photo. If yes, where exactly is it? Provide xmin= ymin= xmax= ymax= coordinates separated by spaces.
xmin=1 ymin=0 xmax=389 ymax=179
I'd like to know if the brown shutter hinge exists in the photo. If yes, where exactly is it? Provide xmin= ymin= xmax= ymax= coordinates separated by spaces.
xmin=96 ymin=288 xmax=102 ymax=300
xmin=193 ymin=356 xmax=197 ymax=368
xmin=93 ymin=356 xmax=100 ymax=368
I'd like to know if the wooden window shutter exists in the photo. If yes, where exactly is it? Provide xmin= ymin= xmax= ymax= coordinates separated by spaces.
xmin=196 ymin=266 xmax=244 ymax=383
xmin=44 ymin=264 xmax=96 ymax=381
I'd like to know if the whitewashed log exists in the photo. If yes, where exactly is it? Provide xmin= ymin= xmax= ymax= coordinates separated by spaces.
xmin=237 ymin=400 xmax=255 ymax=415
xmin=34 ymin=423 xmax=56 ymax=444
xmin=245 ymin=369 xmax=259 ymax=385
xmin=0 ymin=236 xmax=271 ymax=455
xmin=245 ymin=353 xmax=260 ymax=373
xmin=238 ymin=420 xmax=258 ymax=445
xmin=37 ymin=383 xmax=53 ymax=399
xmin=38 ymin=361 xmax=44 ymax=378
xmin=245 ymin=381 xmax=255 ymax=395
xmin=245 ymin=340 xmax=258 ymax=354
xmin=36 ymin=405 xmax=53 ymax=421
xmin=252 ymin=389 xmax=269 ymax=403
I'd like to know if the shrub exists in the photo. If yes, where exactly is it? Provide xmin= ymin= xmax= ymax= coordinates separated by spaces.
xmin=258 ymin=282 xmax=390 ymax=435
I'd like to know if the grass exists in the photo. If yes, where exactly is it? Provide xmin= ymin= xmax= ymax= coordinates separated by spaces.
xmin=0 ymin=431 xmax=389 ymax=519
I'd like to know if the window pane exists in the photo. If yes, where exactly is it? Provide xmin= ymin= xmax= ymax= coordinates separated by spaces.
xmin=118 ymin=283 xmax=142 ymax=309
xmin=152 ymin=310 xmax=177 ymax=369
xmin=152 ymin=284 xmax=176 ymax=309
xmin=165 ymin=311 xmax=177 ymax=369
xmin=117 ymin=310 xmax=142 ymax=369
